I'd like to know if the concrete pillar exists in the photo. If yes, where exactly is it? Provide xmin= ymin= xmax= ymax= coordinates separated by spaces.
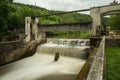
xmin=90 ymin=8 xmax=101 ymax=36
xmin=32 ymin=18 xmax=39 ymax=40
xmin=37 ymin=32 xmax=46 ymax=40
xmin=25 ymin=17 xmax=31 ymax=42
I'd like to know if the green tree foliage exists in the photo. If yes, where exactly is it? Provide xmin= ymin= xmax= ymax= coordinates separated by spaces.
xmin=0 ymin=2 xmax=92 ymax=40
xmin=0 ymin=0 xmax=13 ymax=3
xmin=7 ymin=3 xmax=92 ymax=25
xmin=0 ymin=2 xmax=10 ymax=17
xmin=0 ymin=2 xmax=12 ymax=34
xmin=103 ymin=15 xmax=120 ymax=30
xmin=106 ymin=15 xmax=120 ymax=30
xmin=0 ymin=1 xmax=15 ymax=41
xmin=7 ymin=0 xmax=13 ymax=3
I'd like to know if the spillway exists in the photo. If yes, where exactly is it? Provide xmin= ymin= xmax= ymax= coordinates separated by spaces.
xmin=0 ymin=38 xmax=89 ymax=80
xmin=37 ymin=43 xmax=88 ymax=59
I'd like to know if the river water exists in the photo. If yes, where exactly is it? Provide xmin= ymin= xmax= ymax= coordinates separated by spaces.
xmin=0 ymin=39 xmax=88 ymax=80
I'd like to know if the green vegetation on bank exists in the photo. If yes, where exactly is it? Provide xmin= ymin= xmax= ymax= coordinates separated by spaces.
xmin=106 ymin=47 xmax=120 ymax=80
xmin=103 ymin=14 xmax=120 ymax=30
xmin=0 ymin=1 xmax=120 ymax=40
xmin=0 ymin=1 xmax=92 ymax=40
xmin=0 ymin=2 xmax=92 ymax=29
xmin=46 ymin=30 xmax=90 ymax=39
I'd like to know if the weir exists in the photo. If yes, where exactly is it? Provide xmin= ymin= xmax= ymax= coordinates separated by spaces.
xmin=0 ymin=39 xmax=89 ymax=80
xmin=1 ymin=2 xmax=119 ymax=80
xmin=37 ymin=38 xmax=90 ymax=59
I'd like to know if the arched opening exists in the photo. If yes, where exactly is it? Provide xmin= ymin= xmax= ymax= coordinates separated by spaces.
xmin=101 ymin=11 xmax=120 ymax=35
xmin=90 ymin=4 xmax=120 ymax=36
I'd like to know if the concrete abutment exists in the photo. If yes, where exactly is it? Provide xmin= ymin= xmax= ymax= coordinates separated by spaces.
xmin=25 ymin=17 xmax=45 ymax=43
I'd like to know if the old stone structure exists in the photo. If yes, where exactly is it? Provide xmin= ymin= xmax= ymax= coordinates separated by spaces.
xmin=25 ymin=17 xmax=45 ymax=42
xmin=25 ymin=17 xmax=91 ymax=42
xmin=90 ymin=3 xmax=120 ymax=36
xmin=25 ymin=17 xmax=31 ymax=42
xmin=25 ymin=4 xmax=120 ymax=40
xmin=39 ymin=22 xmax=91 ymax=32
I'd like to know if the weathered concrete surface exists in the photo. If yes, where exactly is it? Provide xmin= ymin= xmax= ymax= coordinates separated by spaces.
xmin=0 ymin=41 xmax=23 ymax=55
xmin=75 ymin=48 xmax=98 ymax=80
xmin=75 ymin=36 xmax=106 ymax=80
xmin=87 ymin=36 xmax=105 ymax=80
xmin=25 ymin=17 xmax=31 ymax=42
xmin=90 ymin=4 xmax=120 ymax=36
xmin=38 ymin=22 xmax=91 ymax=32
xmin=0 ymin=39 xmax=46 ymax=66
xmin=90 ymin=37 xmax=102 ymax=48
xmin=25 ymin=17 xmax=45 ymax=42
xmin=105 ymin=36 xmax=120 ymax=47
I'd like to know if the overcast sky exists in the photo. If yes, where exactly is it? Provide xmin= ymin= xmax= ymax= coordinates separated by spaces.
xmin=14 ymin=0 xmax=120 ymax=12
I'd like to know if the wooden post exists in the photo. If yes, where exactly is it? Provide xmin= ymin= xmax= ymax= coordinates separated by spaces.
xmin=54 ymin=52 xmax=60 ymax=61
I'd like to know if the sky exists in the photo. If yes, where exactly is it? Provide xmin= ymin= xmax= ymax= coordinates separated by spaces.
xmin=14 ymin=0 xmax=120 ymax=12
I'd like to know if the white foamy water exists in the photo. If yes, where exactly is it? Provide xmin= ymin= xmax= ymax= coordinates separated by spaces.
xmin=37 ymin=43 xmax=88 ymax=59
xmin=0 ymin=39 xmax=88 ymax=80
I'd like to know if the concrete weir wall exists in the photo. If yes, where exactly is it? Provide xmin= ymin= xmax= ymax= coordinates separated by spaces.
xmin=75 ymin=36 xmax=105 ymax=80
xmin=105 ymin=36 xmax=120 ymax=47
xmin=0 ymin=39 xmax=46 ymax=66
xmin=87 ymin=36 xmax=105 ymax=80
xmin=0 ymin=35 xmax=27 ymax=54
xmin=0 ymin=41 xmax=24 ymax=54
xmin=0 ymin=41 xmax=24 ymax=66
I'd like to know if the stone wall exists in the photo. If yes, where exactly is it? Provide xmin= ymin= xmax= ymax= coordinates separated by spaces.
xmin=105 ymin=36 xmax=120 ymax=47
xmin=90 ymin=36 xmax=120 ymax=47
xmin=0 ymin=35 xmax=26 ymax=66
xmin=39 ymin=22 xmax=91 ymax=32
xmin=0 ymin=41 xmax=24 ymax=66
xmin=0 ymin=41 xmax=24 ymax=55
xmin=0 ymin=35 xmax=26 ymax=54
xmin=0 ymin=38 xmax=46 ymax=66
xmin=87 ymin=36 xmax=105 ymax=80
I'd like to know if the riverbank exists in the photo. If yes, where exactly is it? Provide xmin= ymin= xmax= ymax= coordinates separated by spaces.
xmin=106 ymin=47 xmax=120 ymax=80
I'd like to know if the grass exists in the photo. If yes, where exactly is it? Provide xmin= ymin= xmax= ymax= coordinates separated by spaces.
xmin=46 ymin=30 xmax=90 ymax=39
xmin=106 ymin=47 xmax=120 ymax=80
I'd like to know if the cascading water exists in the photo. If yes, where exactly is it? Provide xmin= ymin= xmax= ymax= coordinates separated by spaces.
xmin=36 ymin=43 xmax=86 ymax=58
xmin=36 ymin=38 xmax=90 ymax=59
xmin=0 ymin=38 xmax=89 ymax=80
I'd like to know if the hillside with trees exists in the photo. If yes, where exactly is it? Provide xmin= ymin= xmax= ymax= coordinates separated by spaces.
xmin=0 ymin=1 xmax=120 ymax=40
xmin=0 ymin=1 xmax=92 ymax=40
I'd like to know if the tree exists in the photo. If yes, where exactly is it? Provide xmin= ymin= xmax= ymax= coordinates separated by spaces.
xmin=7 ymin=0 xmax=13 ymax=3
xmin=0 ymin=0 xmax=13 ymax=3
xmin=0 ymin=2 xmax=11 ymax=17
xmin=0 ymin=2 xmax=10 ymax=30
xmin=106 ymin=14 xmax=120 ymax=29
xmin=0 ymin=1 xmax=13 ymax=39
